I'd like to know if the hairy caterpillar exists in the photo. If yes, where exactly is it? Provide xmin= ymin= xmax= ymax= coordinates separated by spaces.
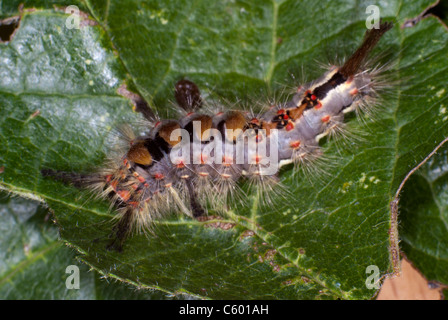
xmin=42 ymin=21 xmax=393 ymax=252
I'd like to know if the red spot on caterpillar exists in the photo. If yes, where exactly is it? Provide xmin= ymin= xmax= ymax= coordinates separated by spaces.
xmin=254 ymin=155 xmax=262 ymax=164
xmin=201 ymin=154 xmax=207 ymax=164
xmin=315 ymin=101 xmax=322 ymax=109
xmin=285 ymin=122 xmax=294 ymax=131
xmin=123 ymin=158 xmax=128 ymax=166
xmin=283 ymin=114 xmax=289 ymax=120
xmin=311 ymin=94 xmax=317 ymax=101
xmin=222 ymin=156 xmax=233 ymax=165
xmin=321 ymin=115 xmax=330 ymax=123
xmin=117 ymin=190 xmax=131 ymax=202
xmin=177 ymin=161 xmax=185 ymax=168
xmin=110 ymin=179 xmax=118 ymax=190
xmin=187 ymin=112 xmax=195 ymax=116
xmin=216 ymin=111 xmax=224 ymax=116
xmin=251 ymin=118 xmax=260 ymax=124
xmin=277 ymin=109 xmax=285 ymax=115
xmin=155 ymin=121 xmax=161 ymax=127
xmin=137 ymin=176 xmax=146 ymax=183
xmin=350 ymin=88 xmax=359 ymax=96
xmin=154 ymin=173 xmax=164 ymax=180
xmin=105 ymin=174 xmax=112 ymax=183
xmin=290 ymin=140 xmax=301 ymax=149
xmin=128 ymin=201 xmax=139 ymax=208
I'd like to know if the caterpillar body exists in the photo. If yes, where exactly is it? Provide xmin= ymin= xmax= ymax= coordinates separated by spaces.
xmin=43 ymin=22 xmax=393 ymax=251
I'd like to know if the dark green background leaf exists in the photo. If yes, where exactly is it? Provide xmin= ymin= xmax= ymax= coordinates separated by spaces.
xmin=400 ymin=142 xmax=448 ymax=286
xmin=0 ymin=191 xmax=179 ymax=299
xmin=1 ymin=0 xmax=447 ymax=299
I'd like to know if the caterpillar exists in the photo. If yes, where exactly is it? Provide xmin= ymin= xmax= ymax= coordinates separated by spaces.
xmin=42 ymin=21 xmax=393 ymax=252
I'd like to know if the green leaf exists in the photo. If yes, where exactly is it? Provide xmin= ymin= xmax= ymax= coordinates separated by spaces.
xmin=0 ymin=0 xmax=447 ymax=299
xmin=0 ymin=191 xmax=189 ymax=299
xmin=399 ymin=142 xmax=448 ymax=286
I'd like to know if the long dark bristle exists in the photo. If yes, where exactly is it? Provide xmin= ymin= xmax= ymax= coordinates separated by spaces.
xmin=106 ymin=208 xmax=134 ymax=252
xmin=339 ymin=21 xmax=393 ymax=77
xmin=41 ymin=168 xmax=89 ymax=188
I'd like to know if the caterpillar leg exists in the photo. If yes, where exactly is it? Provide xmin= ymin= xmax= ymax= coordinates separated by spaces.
xmin=185 ymin=178 xmax=206 ymax=218
xmin=106 ymin=208 xmax=133 ymax=252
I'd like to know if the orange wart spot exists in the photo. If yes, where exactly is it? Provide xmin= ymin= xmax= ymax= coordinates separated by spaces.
xmin=176 ymin=160 xmax=185 ymax=168
xmin=137 ymin=176 xmax=146 ymax=183
xmin=198 ymin=171 xmax=209 ymax=177
xmin=201 ymin=154 xmax=207 ymax=164
xmin=128 ymin=201 xmax=139 ymax=208
xmin=321 ymin=115 xmax=330 ymax=123
xmin=254 ymin=156 xmax=262 ymax=164
xmin=285 ymin=122 xmax=294 ymax=131
xmin=290 ymin=140 xmax=301 ymax=149
xmin=117 ymin=190 xmax=131 ymax=202
xmin=105 ymin=174 xmax=112 ymax=182
xmin=221 ymin=173 xmax=231 ymax=179
xmin=251 ymin=118 xmax=260 ymax=124
xmin=154 ymin=173 xmax=164 ymax=180
xmin=277 ymin=109 xmax=285 ymax=115
xmin=222 ymin=156 xmax=233 ymax=165
xmin=350 ymin=88 xmax=359 ymax=96
xmin=110 ymin=179 xmax=118 ymax=190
